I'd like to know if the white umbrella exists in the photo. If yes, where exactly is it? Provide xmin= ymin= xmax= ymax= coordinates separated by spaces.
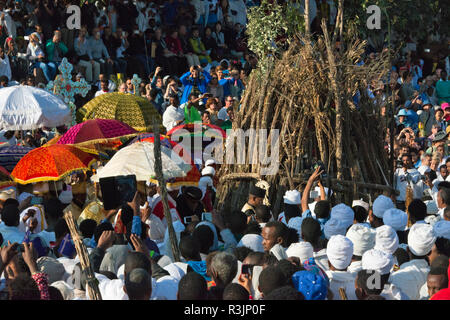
xmin=0 ymin=85 xmax=71 ymax=130
xmin=92 ymin=141 xmax=191 ymax=182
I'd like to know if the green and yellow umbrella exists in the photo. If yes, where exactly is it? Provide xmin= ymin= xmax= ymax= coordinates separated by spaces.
xmin=77 ymin=92 xmax=163 ymax=132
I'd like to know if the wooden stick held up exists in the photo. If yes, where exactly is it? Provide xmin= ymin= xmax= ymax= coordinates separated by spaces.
xmin=152 ymin=118 xmax=181 ymax=262
xmin=63 ymin=211 xmax=102 ymax=300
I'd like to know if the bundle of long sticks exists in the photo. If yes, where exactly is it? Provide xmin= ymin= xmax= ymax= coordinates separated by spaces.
xmin=64 ymin=210 xmax=102 ymax=300
xmin=339 ymin=287 xmax=348 ymax=300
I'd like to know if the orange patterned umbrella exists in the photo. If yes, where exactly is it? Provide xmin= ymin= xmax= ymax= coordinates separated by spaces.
xmin=11 ymin=144 xmax=96 ymax=184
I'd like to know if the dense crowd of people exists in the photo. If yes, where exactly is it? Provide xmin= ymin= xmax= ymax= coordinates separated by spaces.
xmin=0 ymin=0 xmax=448 ymax=302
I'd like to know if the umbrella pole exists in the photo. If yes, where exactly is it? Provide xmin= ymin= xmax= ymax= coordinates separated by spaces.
xmin=152 ymin=118 xmax=181 ymax=262
xmin=53 ymin=180 xmax=58 ymax=198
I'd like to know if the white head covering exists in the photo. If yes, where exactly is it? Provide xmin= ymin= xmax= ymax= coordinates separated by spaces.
xmin=196 ymin=221 xmax=219 ymax=251
xmin=372 ymin=195 xmax=395 ymax=218
xmin=36 ymin=256 xmax=66 ymax=284
xmin=324 ymin=218 xmax=347 ymax=239
xmin=58 ymin=186 xmax=73 ymax=205
xmin=314 ymin=186 xmax=332 ymax=198
xmin=201 ymin=166 xmax=215 ymax=176
xmin=330 ymin=203 xmax=354 ymax=229
xmin=287 ymin=216 xmax=303 ymax=238
xmin=407 ymin=223 xmax=436 ymax=256
xmin=286 ymin=242 xmax=314 ymax=263
xmin=433 ymin=220 xmax=450 ymax=239
xmin=205 ymin=159 xmax=216 ymax=167
xmin=425 ymin=200 xmax=439 ymax=215
xmin=326 ymin=235 xmax=354 ymax=270
xmin=361 ymin=249 xmax=394 ymax=275
xmin=352 ymin=199 xmax=369 ymax=211
xmin=383 ymin=208 xmax=408 ymax=231
xmin=162 ymin=220 xmax=185 ymax=261
xmin=374 ymin=225 xmax=399 ymax=255
xmin=283 ymin=190 xmax=301 ymax=205
xmin=237 ymin=234 xmax=264 ymax=253
xmin=346 ymin=224 xmax=376 ymax=256
xmin=18 ymin=192 xmax=32 ymax=204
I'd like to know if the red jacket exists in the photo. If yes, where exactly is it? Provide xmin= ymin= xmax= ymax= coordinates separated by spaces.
xmin=165 ymin=36 xmax=183 ymax=55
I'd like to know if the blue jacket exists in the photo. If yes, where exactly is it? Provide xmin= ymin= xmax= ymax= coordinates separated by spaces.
xmin=180 ymin=71 xmax=211 ymax=104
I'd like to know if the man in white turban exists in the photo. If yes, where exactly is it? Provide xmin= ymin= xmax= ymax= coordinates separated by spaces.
xmin=278 ymin=190 xmax=301 ymax=225
xmin=330 ymin=203 xmax=354 ymax=230
xmin=361 ymin=249 xmax=409 ymax=300
xmin=286 ymin=241 xmax=314 ymax=264
xmin=374 ymin=225 xmax=399 ymax=255
xmin=370 ymin=195 xmax=394 ymax=228
xmin=237 ymin=234 xmax=264 ymax=253
xmin=346 ymin=224 xmax=376 ymax=273
xmin=325 ymin=235 xmax=357 ymax=300
xmin=324 ymin=218 xmax=347 ymax=240
xmin=383 ymin=208 xmax=408 ymax=232
xmin=389 ymin=223 xmax=436 ymax=300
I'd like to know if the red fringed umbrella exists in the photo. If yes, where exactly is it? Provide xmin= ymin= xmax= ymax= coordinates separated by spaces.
xmin=11 ymin=145 xmax=96 ymax=184
xmin=57 ymin=119 xmax=137 ymax=146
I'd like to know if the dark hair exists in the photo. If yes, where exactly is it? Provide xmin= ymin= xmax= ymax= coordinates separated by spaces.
xmin=98 ymin=270 xmax=118 ymax=280
xmin=276 ymin=259 xmax=301 ymax=285
xmin=255 ymin=204 xmax=272 ymax=223
xmin=435 ymin=237 xmax=450 ymax=257
xmin=285 ymin=227 xmax=300 ymax=247
xmin=192 ymin=225 xmax=214 ymax=254
xmin=8 ymin=274 xmax=41 ymax=300
xmin=315 ymin=200 xmax=331 ymax=219
xmin=353 ymin=205 xmax=368 ymax=223
xmin=223 ymin=283 xmax=249 ymax=300
xmin=430 ymin=254 xmax=450 ymax=269
xmin=365 ymin=295 xmax=386 ymax=300
xmin=124 ymin=251 xmax=152 ymax=276
xmin=43 ymin=198 xmax=64 ymax=221
xmin=0 ymin=232 xmax=3 ymax=247
xmin=284 ymin=204 xmax=301 ymax=222
xmin=179 ymin=235 xmax=201 ymax=261
xmin=245 ymin=251 xmax=265 ymax=266
xmin=93 ymin=222 xmax=114 ymax=244
xmin=393 ymin=247 xmax=409 ymax=267
xmin=264 ymin=221 xmax=288 ymax=246
xmin=262 ymin=252 xmax=279 ymax=267
xmin=233 ymin=246 xmax=254 ymax=262
xmin=54 ymin=218 xmax=69 ymax=239
xmin=178 ymin=272 xmax=208 ymax=300
xmin=125 ymin=268 xmax=152 ymax=300
xmin=356 ymin=269 xmax=383 ymax=295
xmin=264 ymin=285 xmax=305 ymax=300
xmin=3 ymin=198 xmax=19 ymax=208
xmin=244 ymin=220 xmax=262 ymax=235
xmin=258 ymin=266 xmax=287 ymax=297
xmin=48 ymin=286 xmax=64 ymax=300
xmin=301 ymin=217 xmax=321 ymax=245
xmin=226 ymin=211 xmax=247 ymax=235
xmin=1 ymin=205 xmax=20 ymax=227
xmin=125 ymin=220 xmax=148 ymax=244
xmin=120 ymin=204 xmax=134 ymax=226
xmin=79 ymin=219 xmax=97 ymax=239
xmin=407 ymin=199 xmax=427 ymax=223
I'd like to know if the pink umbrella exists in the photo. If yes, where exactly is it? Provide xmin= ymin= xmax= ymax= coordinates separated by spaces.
xmin=57 ymin=119 xmax=137 ymax=146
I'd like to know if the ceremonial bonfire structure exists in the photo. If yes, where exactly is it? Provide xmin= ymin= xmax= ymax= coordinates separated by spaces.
xmin=216 ymin=1 xmax=394 ymax=216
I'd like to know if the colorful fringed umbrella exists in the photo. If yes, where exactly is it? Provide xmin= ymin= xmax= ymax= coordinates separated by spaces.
xmin=0 ymin=165 xmax=14 ymax=189
xmin=0 ymin=145 xmax=34 ymax=172
xmin=57 ymin=119 xmax=137 ymax=147
xmin=77 ymin=92 xmax=163 ymax=132
xmin=11 ymin=145 xmax=96 ymax=184
xmin=128 ymin=133 xmax=175 ymax=148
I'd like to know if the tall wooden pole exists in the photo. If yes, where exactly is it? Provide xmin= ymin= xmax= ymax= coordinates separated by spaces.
xmin=304 ymin=0 xmax=310 ymax=36
xmin=152 ymin=119 xmax=181 ymax=262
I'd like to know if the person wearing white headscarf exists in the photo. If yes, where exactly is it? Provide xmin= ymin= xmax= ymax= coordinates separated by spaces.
xmin=286 ymin=242 xmax=314 ymax=263
xmin=325 ymin=235 xmax=357 ymax=300
xmin=389 ymin=223 xmax=436 ymax=300
xmin=18 ymin=205 xmax=48 ymax=234
xmin=278 ymin=190 xmax=301 ymax=225
xmin=361 ymin=248 xmax=409 ymax=300
xmin=324 ymin=218 xmax=346 ymax=239
xmin=237 ymin=234 xmax=264 ymax=253
xmin=346 ymin=224 xmax=376 ymax=273
xmin=330 ymin=203 xmax=354 ymax=230
xmin=198 ymin=166 xmax=216 ymax=199
xmin=433 ymin=220 xmax=450 ymax=239
xmin=383 ymin=208 xmax=408 ymax=232
xmin=370 ymin=195 xmax=395 ymax=228
xmin=374 ymin=225 xmax=399 ymax=255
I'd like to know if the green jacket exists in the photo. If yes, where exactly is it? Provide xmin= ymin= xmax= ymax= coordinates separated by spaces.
xmin=45 ymin=40 xmax=68 ymax=62
xmin=189 ymin=37 xmax=206 ymax=55
xmin=184 ymin=104 xmax=202 ymax=123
